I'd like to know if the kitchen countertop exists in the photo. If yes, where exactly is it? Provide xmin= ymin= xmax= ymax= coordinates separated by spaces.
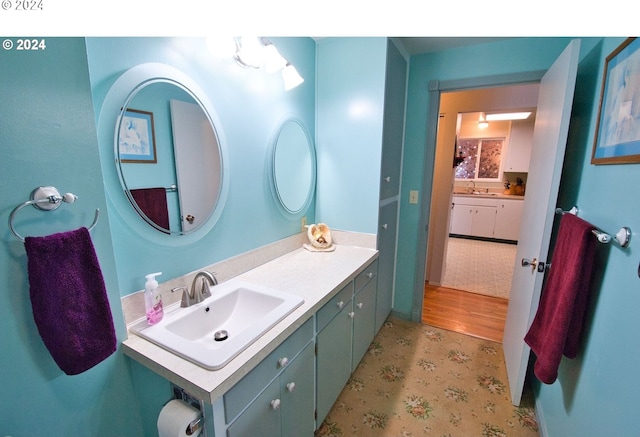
xmin=452 ymin=192 xmax=525 ymax=200
xmin=121 ymin=244 xmax=378 ymax=404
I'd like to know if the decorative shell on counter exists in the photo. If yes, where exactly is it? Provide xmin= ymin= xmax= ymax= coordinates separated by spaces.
xmin=305 ymin=223 xmax=335 ymax=252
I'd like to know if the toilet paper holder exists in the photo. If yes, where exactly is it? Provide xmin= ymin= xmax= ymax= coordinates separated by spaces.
xmin=171 ymin=384 xmax=204 ymax=436
xmin=186 ymin=417 xmax=203 ymax=436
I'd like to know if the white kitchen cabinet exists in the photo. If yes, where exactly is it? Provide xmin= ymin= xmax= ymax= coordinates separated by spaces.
xmin=450 ymin=195 xmax=524 ymax=241
xmin=493 ymin=199 xmax=524 ymax=241
xmin=450 ymin=196 xmax=497 ymax=238
xmin=471 ymin=206 xmax=498 ymax=238
xmin=504 ymin=117 xmax=534 ymax=172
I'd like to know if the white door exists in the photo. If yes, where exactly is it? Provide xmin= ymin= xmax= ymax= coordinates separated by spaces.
xmin=502 ymin=39 xmax=580 ymax=405
xmin=170 ymin=99 xmax=221 ymax=232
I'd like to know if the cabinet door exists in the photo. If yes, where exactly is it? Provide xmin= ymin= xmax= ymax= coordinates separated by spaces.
xmin=505 ymin=117 xmax=534 ymax=172
xmin=316 ymin=303 xmax=352 ymax=425
xmin=450 ymin=203 xmax=473 ymax=235
xmin=226 ymin=376 xmax=281 ymax=437
xmin=379 ymin=40 xmax=407 ymax=201
xmin=471 ymin=206 xmax=497 ymax=238
xmin=494 ymin=200 xmax=524 ymax=241
xmin=376 ymin=201 xmax=396 ymax=332
xmin=352 ymin=278 xmax=377 ymax=371
xmin=281 ymin=343 xmax=315 ymax=437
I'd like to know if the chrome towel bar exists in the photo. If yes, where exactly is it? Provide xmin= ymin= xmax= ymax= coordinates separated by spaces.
xmin=555 ymin=206 xmax=631 ymax=248
xmin=9 ymin=186 xmax=100 ymax=242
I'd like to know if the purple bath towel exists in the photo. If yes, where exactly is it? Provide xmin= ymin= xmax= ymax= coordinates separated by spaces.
xmin=24 ymin=227 xmax=117 ymax=375
xmin=524 ymin=214 xmax=597 ymax=384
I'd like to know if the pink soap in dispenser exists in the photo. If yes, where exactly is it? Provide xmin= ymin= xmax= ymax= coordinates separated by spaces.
xmin=144 ymin=272 xmax=164 ymax=324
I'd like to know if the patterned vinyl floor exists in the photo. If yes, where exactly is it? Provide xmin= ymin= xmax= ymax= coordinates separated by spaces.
xmin=441 ymin=237 xmax=517 ymax=300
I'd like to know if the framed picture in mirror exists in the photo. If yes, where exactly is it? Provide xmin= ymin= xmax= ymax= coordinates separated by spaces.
xmin=119 ymin=108 xmax=158 ymax=163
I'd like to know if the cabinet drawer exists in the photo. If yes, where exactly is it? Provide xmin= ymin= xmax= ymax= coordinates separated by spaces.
xmin=316 ymin=282 xmax=353 ymax=332
xmin=355 ymin=259 xmax=378 ymax=292
xmin=223 ymin=317 xmax=313 ymax=423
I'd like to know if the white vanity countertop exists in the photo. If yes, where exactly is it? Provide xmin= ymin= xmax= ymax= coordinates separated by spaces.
xmin=121 ymin=244 xmax=378 ymax=404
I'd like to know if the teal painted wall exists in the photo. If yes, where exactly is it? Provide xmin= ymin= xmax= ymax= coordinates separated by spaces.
xmin=0 ymin=38 xmax=143 ymax=436
xmin=315 ymin=37 xmax=387 ymax=233
xmin=85 ymin=37 xmax=317 ymax=296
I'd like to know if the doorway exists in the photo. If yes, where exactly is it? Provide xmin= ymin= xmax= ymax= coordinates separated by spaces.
xmin=423 ymin=84 xmax=540 ymax=338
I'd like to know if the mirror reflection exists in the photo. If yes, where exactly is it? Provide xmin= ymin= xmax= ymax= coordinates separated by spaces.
xmin=271 ymin=119 xmax=315 ymax=214
xmin=116 ymin=80 xmax=222 ymax=234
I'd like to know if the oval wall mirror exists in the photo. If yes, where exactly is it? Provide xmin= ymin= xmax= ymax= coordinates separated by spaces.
xmin=270 ymin=119 xmax=316 ymax=214
xmin=116 ymin=78 xmax=223 ymax=234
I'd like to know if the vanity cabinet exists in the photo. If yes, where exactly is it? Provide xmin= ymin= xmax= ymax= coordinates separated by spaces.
xmin=316 ymin=259 xmax=378 ymax=426
xmin=224 ymin=319 xmax=315 ymax=437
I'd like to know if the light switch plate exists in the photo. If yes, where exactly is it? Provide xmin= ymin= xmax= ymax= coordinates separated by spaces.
xmin=409 ymin=190 xmax=419 ymax=204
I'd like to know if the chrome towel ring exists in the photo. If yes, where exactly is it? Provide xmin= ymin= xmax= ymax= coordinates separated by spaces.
xmin=8 ymin=186 xmax=100 ymax=242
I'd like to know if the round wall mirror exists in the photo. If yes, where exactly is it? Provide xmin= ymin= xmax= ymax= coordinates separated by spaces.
xmin=270 ymin=119 xmax=316 ymax=214
xmin=116 ymin=77 xmax=223 ymax=234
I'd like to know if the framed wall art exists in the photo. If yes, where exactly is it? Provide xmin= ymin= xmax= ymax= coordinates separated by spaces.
xmin=118 ymin=108 xmax=158 ymax=163
xmin=592 ymin=37 xmax=640 ymax=164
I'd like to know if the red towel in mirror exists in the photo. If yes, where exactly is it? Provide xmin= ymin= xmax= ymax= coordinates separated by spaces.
xmin=130 ymin=187 xmax=170 ymax=231
xmin=524 ymin=213 xmax=598 ymax=384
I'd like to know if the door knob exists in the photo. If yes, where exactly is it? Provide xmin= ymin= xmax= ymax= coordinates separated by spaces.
xmin=521 ymin=257 xmax=537 ymax=271
xmin=521 ymin=258 xmax=546 ymax=273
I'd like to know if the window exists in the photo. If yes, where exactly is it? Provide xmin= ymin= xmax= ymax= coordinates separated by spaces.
xmin=455 ymin=138 xmax=505 ymax=180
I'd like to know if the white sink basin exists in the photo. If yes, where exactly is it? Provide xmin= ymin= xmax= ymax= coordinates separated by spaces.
xmin=129 ymin=279 xmax=304 ymax=370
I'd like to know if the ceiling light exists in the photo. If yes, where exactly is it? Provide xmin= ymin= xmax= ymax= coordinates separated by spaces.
xmin=478 ymin=112 xmax=489 ymax=128
xmin=486 ymin=112 xmax=532 ymax=121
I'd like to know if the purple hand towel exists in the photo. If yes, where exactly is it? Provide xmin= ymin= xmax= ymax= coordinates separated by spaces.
xmin=524 ymin=213 xmax=598 ymax=384
xmin=24 ymin=227 xmax=117 ymax=375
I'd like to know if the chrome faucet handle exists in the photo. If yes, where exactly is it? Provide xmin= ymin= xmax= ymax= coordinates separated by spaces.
xmin=190 ymin=271 xmax=217 ymax=304
xmin=172 ymin=286 xmax=193 ymax=308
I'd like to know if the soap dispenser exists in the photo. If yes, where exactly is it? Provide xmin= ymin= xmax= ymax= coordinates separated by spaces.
xmin=144 ymin=272 xmax=164 ymax=325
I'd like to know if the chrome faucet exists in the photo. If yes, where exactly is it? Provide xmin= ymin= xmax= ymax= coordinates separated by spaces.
xmin=466 ymin=180 xmax=476 ymax=193
xmin=177 ymin=271 xmax=218 ymax=307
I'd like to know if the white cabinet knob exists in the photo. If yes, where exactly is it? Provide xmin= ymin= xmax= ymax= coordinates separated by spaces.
xmin=382 ymin=223 xmax=388 ymax=229
xmin=367 ymin=272 xmax=373 ymax=279
xmin=278 ymin=357 xmax=289 ymax=368
xmin=286 ymin=382 xmax=296 ymax=392
xmin=348 ymin=311 xmax=355 ymax=318
xmin=357 ymin=302 xmax=364 ymax=309
xmin=337 ymin=301 xmax=344 ymax=309
xmin=384 ymin=176 xmax=391 ymax=182
xmin=271 ymin=399 xmax=281 ymax=410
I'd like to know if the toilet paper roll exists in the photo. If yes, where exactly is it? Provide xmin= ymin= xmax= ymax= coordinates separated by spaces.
xmin=157 ymin=399 xmax=202 ymax=437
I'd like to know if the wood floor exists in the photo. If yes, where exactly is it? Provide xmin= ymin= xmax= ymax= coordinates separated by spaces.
xmin=422 ymin=283 xmax=508 ymax=343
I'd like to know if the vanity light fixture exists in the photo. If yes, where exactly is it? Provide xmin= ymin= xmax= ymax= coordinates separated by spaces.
xmin=486 ymin=111 xmax=532 ymax=121
xmin=234 ymin=37 xmax=304 ymax=90
xmin=282 ymin=63 xmax=304 ymax=90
